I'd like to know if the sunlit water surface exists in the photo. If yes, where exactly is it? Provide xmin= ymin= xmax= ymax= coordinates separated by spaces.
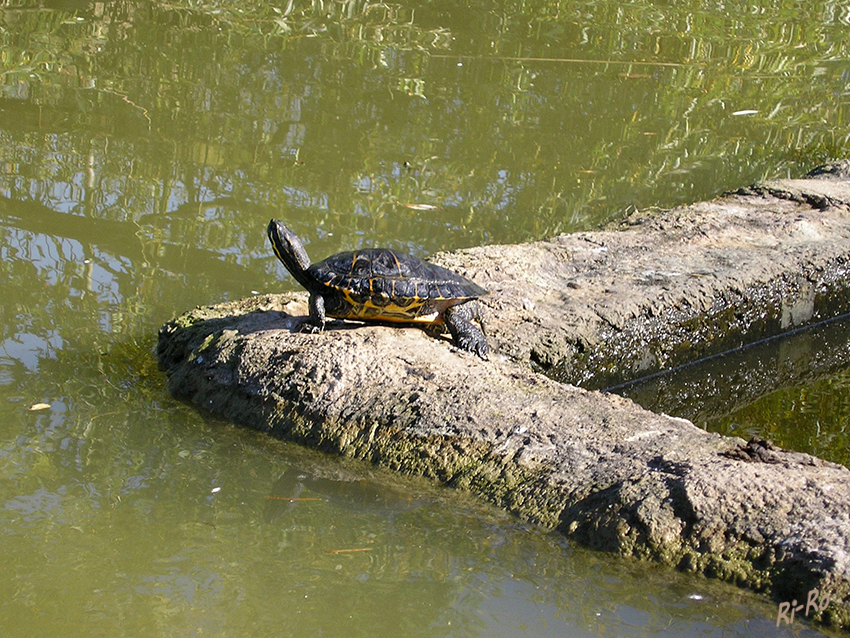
xmin=2 ymin=0 xmax=849 ymax=635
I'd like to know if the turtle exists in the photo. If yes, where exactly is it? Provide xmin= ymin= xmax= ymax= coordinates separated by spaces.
xmin=267 ymin=219 xmax=489 ymax=359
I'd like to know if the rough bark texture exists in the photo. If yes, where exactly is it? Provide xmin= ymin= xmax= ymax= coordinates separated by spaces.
xmin=158 ymin=161 xmax=850 ymax=631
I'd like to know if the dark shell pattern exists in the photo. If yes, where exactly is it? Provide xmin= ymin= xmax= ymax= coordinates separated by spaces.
xmin=308 ymin=249 xmax=486 ymax=322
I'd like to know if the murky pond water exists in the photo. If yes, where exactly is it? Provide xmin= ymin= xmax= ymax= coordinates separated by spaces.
xmin=2 ymin=0 xmax=849 ymax=635
xmin=615 ymin=315 xmax=850 ymax=468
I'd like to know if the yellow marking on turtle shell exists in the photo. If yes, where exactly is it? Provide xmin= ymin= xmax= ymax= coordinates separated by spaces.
xmin=332 ymin=290 xmax=442 ymax=324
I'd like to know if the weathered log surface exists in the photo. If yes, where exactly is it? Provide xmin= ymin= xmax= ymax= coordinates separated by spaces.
xmin=436 ymin=163 xmax=850 ymax=389
xmin=157 ymin=161 xmax=850 ymax=630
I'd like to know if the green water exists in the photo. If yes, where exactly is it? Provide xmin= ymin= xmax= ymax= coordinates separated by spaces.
xmin=2 ymin=0 xmax=849 ymax=635
xmin=704 ymin=361 xmax=850 ymax=468
xmin=613 ymin=317 xmax=850 ymax=468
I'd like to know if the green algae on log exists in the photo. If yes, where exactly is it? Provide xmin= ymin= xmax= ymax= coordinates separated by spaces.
xmin=158 ymin=162 xmax=850 ymax=631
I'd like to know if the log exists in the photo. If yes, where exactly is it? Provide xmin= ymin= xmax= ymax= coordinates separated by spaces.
xmin=157 ymin=161 xmax=850 ymax=630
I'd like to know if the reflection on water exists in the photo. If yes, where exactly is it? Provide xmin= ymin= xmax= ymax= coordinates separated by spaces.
xmin=0 ymin=404 xmax=818 ymax=638
xmin=1 ymin=0 xmax=848 ymax=635
xmin=613 ymin=316 xmax=850 ymax=468
xmin=705 ymin=365 xmax=850 ymax=470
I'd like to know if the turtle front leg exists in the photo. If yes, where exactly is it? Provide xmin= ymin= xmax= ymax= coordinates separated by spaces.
xmin=444 ymin=300 xmax=489 ymax=360
xmin=301 ymin=293 xmax=326 ymax=333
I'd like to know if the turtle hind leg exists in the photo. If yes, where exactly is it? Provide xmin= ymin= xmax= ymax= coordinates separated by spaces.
xmin=444 ymin=300 xmax=489 ymax=360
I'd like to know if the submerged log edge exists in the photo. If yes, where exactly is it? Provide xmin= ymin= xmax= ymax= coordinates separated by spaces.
xmin=158 ymin=161 xmax=850 ymax=630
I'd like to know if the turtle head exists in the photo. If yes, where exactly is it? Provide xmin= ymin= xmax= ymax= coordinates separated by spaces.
xmin=267 ymin=219 xmax=314 ymax=289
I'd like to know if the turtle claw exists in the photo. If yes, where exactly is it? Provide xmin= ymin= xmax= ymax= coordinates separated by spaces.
xmin=472 ymin=341 xmax=490 ymax=360
xmin=457 ymin=334 xmax=489 ymax=360
xmin=298 ymin=319 xmax=324 ymax=334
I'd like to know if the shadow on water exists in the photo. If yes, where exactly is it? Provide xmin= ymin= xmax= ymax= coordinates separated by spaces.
xmin=262 ymin=459 xmax=432 ymax=524
xmin=608 ymin=315 xmax=850 ymax=467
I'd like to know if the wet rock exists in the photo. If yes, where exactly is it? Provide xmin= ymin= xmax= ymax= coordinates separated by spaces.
xmin=158 ymin=161 xmax=850 ymax=630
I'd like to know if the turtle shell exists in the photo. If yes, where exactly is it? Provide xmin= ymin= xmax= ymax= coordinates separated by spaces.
xmin=308 ymin=248 xmax=486 ymax=323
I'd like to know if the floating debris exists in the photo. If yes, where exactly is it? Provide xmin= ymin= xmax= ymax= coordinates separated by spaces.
xmin=28 ymin=403 xmax=51 ymax=411
xmin=400 ymin=203 xmax=439 ymax=211
xmin=732 ymin=109 xmax=759 ymax=116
